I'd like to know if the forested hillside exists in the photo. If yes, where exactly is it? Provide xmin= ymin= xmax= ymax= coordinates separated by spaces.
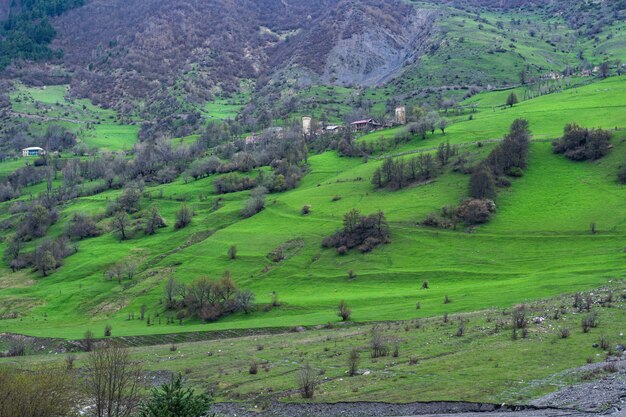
xmin=1 ymin=0 xmax=625 ymax=134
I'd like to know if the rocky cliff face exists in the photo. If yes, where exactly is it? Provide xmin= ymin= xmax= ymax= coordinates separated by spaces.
xmin=268 ymin=0 xmax=437 ymax=87
xmin=318 ymin=7 xmax=436 ymax=86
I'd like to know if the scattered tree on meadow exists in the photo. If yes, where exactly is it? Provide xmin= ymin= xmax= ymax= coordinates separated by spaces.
xmin=456 ymin=198 xmax=496 ymax=225
xmin=337 ymin=300 xmax=352 ymax=321
xmin=179 ymin=274 xmax=256 ymax=321
xmin=438 ymin=118 xmax=449 ymax=135
xmin=117 ymin=185 xmax=142 ymax=213
xmin=106 ymin=257 xmax=139 ymax=283
xmin=506 ymin=92 xmax=519 ymax=107
xmin=145 ymin=205 xmax=167 ymax=235
xmin=175 ymin=204 xmax=193 ymax=229
xmin=164 ymin=276 xmax=180 ymax=309
xmin=67 ymin=213 xmax=101 ymax=240
xmin=112 ymin=211 xmax=131 ymax=240
xmin=323 ymin=210 xmax=390 ymax=254
xmin=552 ymin=123 xmax=611 ymax=161
xmin=228 ymin=245 xmax=237 ymax=260
xmin=34 ymin=249 xmax=57 ymax=277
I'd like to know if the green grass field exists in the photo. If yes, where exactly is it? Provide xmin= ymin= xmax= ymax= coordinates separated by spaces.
xmin=2 ymin=3 xmax=626 ymax=410
xmin=2 ymin=285 xmax=624 ymax=404
xmin=1 ymin=76 xmax=626 ymax=342
xmin=8 ymin=83 xmax=138 ymax=151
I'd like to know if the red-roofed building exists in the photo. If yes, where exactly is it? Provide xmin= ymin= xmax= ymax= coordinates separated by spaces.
xmin=350 ymin=119 xmax=381 ymax=132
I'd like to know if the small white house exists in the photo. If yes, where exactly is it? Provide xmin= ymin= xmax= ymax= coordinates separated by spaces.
xmin=22 ymin=147 xmax=45 ymax=157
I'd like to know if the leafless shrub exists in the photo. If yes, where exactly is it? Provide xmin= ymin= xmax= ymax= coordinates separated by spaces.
xmin=348 ymin=348 xmax=359 ymax=376
xmin=456 ymin=321 xmax=466 ymax=337
xmin=573 ymin=292 xmax=585 ymax=311
xmin=600 ymin=335 xmax=610 ymax=350
xmin=337 ymin=300 xmax=352 ymax=321
xmin=65 ymin=353 xmax=77 ymax=370
xmin=249 ymin=362 xmax=258 ymax=375
xmin=603 ymin=363 xmax=618 ymax=373
xmin=370 ymin=325 xmax=388 ymax=358
xmin=83 ymin=329 xmax=95 ymax=352
xmin=582 ymin=312 xmax=598 ymax=333
xmin=296 ymin=361 xmax=317 ymax=399
xmin=512 ymin=306 xmax=528 ymax=330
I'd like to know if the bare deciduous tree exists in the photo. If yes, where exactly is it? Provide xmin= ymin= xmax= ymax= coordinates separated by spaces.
xmin=112 ymin=211 xmax=131 ymax=240
xmin=86 ymin=342 xmax=142 ymax=417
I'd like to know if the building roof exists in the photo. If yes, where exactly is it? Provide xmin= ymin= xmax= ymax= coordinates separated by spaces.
xmin=22 ymin=147 xmax=44 ymax=151
xmin=351 ymin=119 xmax=373 ymax=125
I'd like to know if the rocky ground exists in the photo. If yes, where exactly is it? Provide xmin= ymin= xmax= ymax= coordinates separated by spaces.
xmin=212 ymin=359 xmax=626 ymax=417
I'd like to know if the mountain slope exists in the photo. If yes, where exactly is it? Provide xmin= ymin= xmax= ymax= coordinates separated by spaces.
xmin=1 ymin=76 xmax=625 ymax=338
xmin=46 ymin=0 xmax=431 ymax=116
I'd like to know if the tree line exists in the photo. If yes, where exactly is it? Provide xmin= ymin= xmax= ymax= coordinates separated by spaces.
xmin=372 ymin=141 xmax=457 ymax=190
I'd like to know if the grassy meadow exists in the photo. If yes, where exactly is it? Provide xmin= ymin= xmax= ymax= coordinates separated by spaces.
xmin=0 ymin=76 xmax=626 ymax=341
xmin=2 ymin=285 xmax=624 ymax=404
xmin=8 ymin=83 xmax=138 ymax=151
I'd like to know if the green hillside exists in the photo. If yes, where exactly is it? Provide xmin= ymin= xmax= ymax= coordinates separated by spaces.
xmin=1 ymin=76 xmax=625 ymax=340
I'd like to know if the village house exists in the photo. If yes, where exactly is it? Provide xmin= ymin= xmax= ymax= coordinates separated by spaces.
xmin=350 ymin=119 xmax=381 ymax=133
xmin=324 ymin=125 xmax=343 ymax=134
xmin=22 ymin=147 xmax=45 ymax=157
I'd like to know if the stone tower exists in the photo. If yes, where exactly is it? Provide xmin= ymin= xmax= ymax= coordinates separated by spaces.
xmin=395 ymin=106 xmax=407 ymax=125
xmin=302 ymin=116 xmax=312 ymax=135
